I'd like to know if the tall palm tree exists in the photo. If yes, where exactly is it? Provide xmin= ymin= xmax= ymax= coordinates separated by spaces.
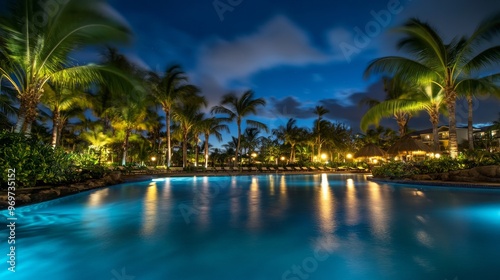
xmin=456 ymin=75 xmax=500 ymax=150
xmin=0 ymin=0 xmax=131 ymax=134
xmin=313 ymin=106 xmax=329 ymax=159
xmin=199 ymin=116 xmax=229 ymax=168
xmin=361 ymin=83 xmax=446 ymax=151
xmin=150 ymin=65 xmax=200 ymax=168
xmin=110 ymin=92 xmax=150 ymax=166
xmin=211 ymin=90 xmax=268 ymax=164
xmin=365 ymin=15 xmax=500 ymax=158
xmin=173 ymin=102 xmax=206 ymax=168
xmin=360 ymin=77 xmax=415 ymax=136
xmin=40 ymin=84 xmax=87 ymax=146
xmin=272 ymin=118 xmax=299 ymax=162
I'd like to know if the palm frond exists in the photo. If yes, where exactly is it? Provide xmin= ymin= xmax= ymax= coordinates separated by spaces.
xmin=360 ymin=99 xmax=426 ymax=132
xmin=246 ymin=119 xmax=269 ymax=133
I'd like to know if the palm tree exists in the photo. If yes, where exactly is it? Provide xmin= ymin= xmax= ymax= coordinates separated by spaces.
xmin=80 ymin=124 xmax=112 ymax=164
xmin=456 ymin=76 xmax=500 ymax=150
xmin=199 ymin=116 xmax=229 ymax=168
xmin=272 ymin=118 xmax=300 ymax=162
xmin=150 ymin=65 xmax=200 ymax=168
xmin=110 ymin=91 xmax=150 ymax=166
xmin=365 ymin=15 xmax=500 ymax=158
xmin=360 ymin=77 xmax=415 ymax=136
xmin=40 ymin=84 xmax=87 ymax=147
xmin=0 ymin=0 xmax=131 ymax=134
xmin=211 ymin=90 xmax=268 ymax=164
xmin=173 ymin=102 xmax=206 ymax=168
xmin=361 ymin=82 xmax=446 ymax=151
xmin=313 ymin=106 xmax=329 ymax=159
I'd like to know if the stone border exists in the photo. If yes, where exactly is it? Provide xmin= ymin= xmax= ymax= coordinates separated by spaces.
xmin=0 ymin=172 xmax=123 ymax=210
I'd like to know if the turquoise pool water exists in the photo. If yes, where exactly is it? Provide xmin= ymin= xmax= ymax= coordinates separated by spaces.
xmin=2 ymin=174 xmax=500 ymax=279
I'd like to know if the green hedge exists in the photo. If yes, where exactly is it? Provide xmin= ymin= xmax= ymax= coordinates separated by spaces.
xmin=0 ymin=131 xmax=104 ymax=188
xmin=372 ymin=154 xmax=500 ymax=179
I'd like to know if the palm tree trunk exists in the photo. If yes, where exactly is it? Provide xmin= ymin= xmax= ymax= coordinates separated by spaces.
xmin=57 ymin=124 xmax=63 ymax=146
xmin=395 ymin=112 xmax=410 ymax=137
xmin=14 ymin=113 xmax=25 ymax=133
xmin=446 ymin=89 xmax=458 ymax=158
xmin=121 ymin=129 xmax=131 ymax=166
xmin=429 ymin=107 xmax=440 ymax=152
xmin=289 ymin=144 xmax=294 ymax=163
xmin=467 ymin=94 xmax=474 ymax=150
xmin=195 ymin=136 xmax=200 ymax=167
xmin=16 ymin=87 xmax=41 ymax=134
xmin=236 ymin=118 xmax=241 ymax=166
xmin=317 ymin=135 xmax=321 ymax=160
xmin=204 ymin=133 xmax=210 ymax=168
xmin=182 ymin=131 xmax=188 ymax=168
xmin=51 ymin=110 xmax=60 ymax=147
xmin=165 ymin=108 xmax=172 ymax=167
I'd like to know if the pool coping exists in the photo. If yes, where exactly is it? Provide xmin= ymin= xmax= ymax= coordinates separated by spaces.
xmin=368 ymin=177 xmax=500 ymax=189
xmin=122 ymin=170 xmax=371 ymax=183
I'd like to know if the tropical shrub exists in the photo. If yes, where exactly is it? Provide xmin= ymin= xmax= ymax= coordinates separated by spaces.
xmin=0 ymin=132 xmax=104 ymax=188
xmin=372 ymin=154 xmax=500 ymax=179
xmin=372 ymin=161 xmax=419 ymax=179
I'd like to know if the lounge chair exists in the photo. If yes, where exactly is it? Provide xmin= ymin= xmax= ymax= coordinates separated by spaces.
xmin=278 ymin=167 xmax=286 ymax=172
xmin=261 ymin=166 xmax=269 ymax=172
xmin=294 ymin=166 xmax=302 ymax=171
xmin=336 ymin=166 xmax=347 ymax=172
xmin=317 ymin=166 xmax=325 ymax=171
xmin=250 ymin=166 xmax=258 ymax=172
xmin=309 ymin=166 xmax=317 ymax=171
xmin=215 ymin=166 xmax=225 ymax=172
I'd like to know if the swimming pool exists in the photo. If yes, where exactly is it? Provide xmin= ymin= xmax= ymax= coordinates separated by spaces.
xmin=2 ymin=174 xmax=500 ymax=279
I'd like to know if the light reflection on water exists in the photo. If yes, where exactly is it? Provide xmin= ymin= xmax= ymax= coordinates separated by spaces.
xmin=2 ymin=174 xmax=500 ymax=280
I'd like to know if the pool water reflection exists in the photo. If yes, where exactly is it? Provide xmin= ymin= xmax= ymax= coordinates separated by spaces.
xmin=2 ymin=174 xmax=500 ymax=280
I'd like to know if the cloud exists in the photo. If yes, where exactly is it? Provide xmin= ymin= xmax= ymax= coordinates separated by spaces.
xmin=266 ymin=96 xmax=316 ymax=119
xmin=197 ymin=15 xmax=333 ymax=86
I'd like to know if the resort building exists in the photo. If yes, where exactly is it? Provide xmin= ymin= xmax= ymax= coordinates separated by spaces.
xmin=409 ymin=125 xmax=500 ymax=152
xmin=473 ymin=125 xmax=500 ymax=152
xmin=409 ymin=126 xmax=471 ymax=151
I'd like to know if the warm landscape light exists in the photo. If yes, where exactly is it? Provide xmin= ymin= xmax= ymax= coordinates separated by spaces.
xmin=435 ymin=153 xmax=441 ymax=159
xmin=280 ymin=156 xmax=285 ymax=161
xmin=151 ymin=156 xmax=156 ymax=161
xmin=346 ymin=153 xmax=353 ymax=159
xmin=321 ymin=153 xmax=327 ymax=160
xmin=251 ymin=152 xmax=257 ymax=158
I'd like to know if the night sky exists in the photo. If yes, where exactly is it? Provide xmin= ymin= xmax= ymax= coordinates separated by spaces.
xmin=98 ymin=0 xmax=500 ymax=141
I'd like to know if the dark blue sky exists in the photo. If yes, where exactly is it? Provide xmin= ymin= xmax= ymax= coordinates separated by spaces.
xmin=102 ymin=0 xmax=500 ymax=141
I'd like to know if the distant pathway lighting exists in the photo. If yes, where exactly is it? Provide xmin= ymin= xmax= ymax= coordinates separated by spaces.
xmin=280 ymin=156 xmax=285 ymax=161
xmin=151 ymin=156 xmax=156 ymax=162
xmin=321 ymin=153 xmax=327 ymax=160
xmin=373 ymin=159 xmax=378 ymax=164
xmin=435 ymin=153 xmax=441 ymax=159
xmin=346 ymin=153 xmax=353 ymax=159
xmin=251 ymin=152 xmax=257 ymax=158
